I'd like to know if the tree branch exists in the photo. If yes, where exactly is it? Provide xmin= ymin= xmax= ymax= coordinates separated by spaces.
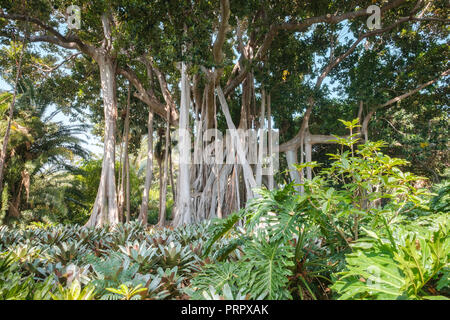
xmin=256 ymin=0 xmax=408 ymax=61
xmin=34 ymin=52 xmax=81 ymax=73
xmin=378 ymin=69 xmax=449 ymax=110
xmin=0 ymin=11 xmax=96 ymax=57
xmin=212 ymin=0 xmax=230 ymax=64
xmin=225 ymin=0 xmax=409 ymax=97
xmin=117 ymin=66 xmax=179 ymax=125
xmin=279 ymin=4 xmax=431 ymax=152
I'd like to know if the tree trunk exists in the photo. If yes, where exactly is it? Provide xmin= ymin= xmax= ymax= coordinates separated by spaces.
xmin=217 ymin=86 xmax=256 ymax=198
xmin=118 ymin=84 xmax=131 ymax=223
xmin=286 ymin=149 xmax=302 ymax=192
xmin=138 ymin=110 xmax=154 ymax=226
xmin=117 ymin=133 xmax=123 ymax=223
xmin=158 ymin=108 xmax=171 ymax=227
xmin=124 ymin=83 xmax=131 ymax=223
xmin=125 ymin=152 xmax=130 ymax=223
xmin=305 ymin=132 xmax=313 ymax=180
xmin=0 ymin=40 xmax=26 ymax=197
xmin=362 ymin=111 xmax=374 ymax=143
xmin=256 ymin=89 xmax=265 ymax=187
xmin=267 ymin=93 xmax=274 ymax=190
xmin=85 ymin=56 xmax=119 ymax=228
xmin=157 ymin=157 xmax=162 ymax=222
xmin=169 ymin=146 xmax=176 ymax=202
xmin=173 ymin=61 xmax=192 ymax=227
xmin=356 ymin=101 xmax=363 ymax=136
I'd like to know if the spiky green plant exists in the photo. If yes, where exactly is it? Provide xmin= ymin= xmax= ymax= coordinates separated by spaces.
xmin=50 ymin=280 xmax=96 ymax=300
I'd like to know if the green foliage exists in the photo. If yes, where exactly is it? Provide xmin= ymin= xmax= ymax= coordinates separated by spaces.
xmin=50 ymin=280 xmax=96 ymax=300
xmin=203 ymin=212 xmax=241 ymax=257
xmin=0 ymin=221 xmax=220 ymax=300
xmin=299 ymin=120 xmax=432 ymax=251
xmin=430 ymin=182 xmax=450 ymax=213
xmin=190 ymin=262 xmax=242 ymax=299
xmin=193 ymin=186 xmax=300 ymax=299
xmin=105 ymin=283 xmax=148 ymax=300
xmin=197 ymin=120 xmax=448 ymax=300
xmin=158 ymin=241 xmax=199 ymax=272
xmin=193 ymin=238 xmax=294 ymax=300
xmin=86 ymin=254 xmax=141 ymax=297
xmin=331 ymin=220 xmax=449 ymax=300
xmin=0 ymin=121 xmax=448 ymax=301
xmin=243 ymin=240 xmax=294 ymax=300
xmin=0 ymin=0 xmax=447 ymax=302
xmin=201 ymin=283 xmax=249 ymax=300
xmin=118 ymin=240 xmax=158 ymax=273
xmin=0 ymin=251 xmax=54 ymax=299
xmin=0 ymin=183 xmax=8 ymax=225
xmin=0 ymin=83 xmax=90 ymax=226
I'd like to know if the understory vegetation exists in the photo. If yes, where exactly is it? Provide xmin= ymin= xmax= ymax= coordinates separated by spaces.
xmin=1 ymin=127 xmax=448 ymax=300
xmin=0 ymin=0 xmax=448 ymax=301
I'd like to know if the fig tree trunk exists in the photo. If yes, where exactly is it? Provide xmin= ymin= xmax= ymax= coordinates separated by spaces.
xmin=85 ymin=56 xmax=119 ymax=228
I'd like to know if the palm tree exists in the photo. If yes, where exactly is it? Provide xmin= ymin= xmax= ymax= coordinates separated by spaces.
xmin=0 ymin=83 xmax=89 ymax=223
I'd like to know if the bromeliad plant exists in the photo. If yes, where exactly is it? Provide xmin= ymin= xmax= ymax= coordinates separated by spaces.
xmin=0 ymin=220 xmax=222 ymax=300
xmin=105 ymin=283 xmax=148 ymax=300
xmin=119 ymin=240 xmax=159 ymax=273
xmin=50 ymin=280 xmax=96 ymax=300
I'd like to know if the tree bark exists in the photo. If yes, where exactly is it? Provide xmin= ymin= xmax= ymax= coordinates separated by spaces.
xmin=169 ymin=146 xmax=176 ymax=202
xmin=85 ymin=56 xmax=119 ymax=228
xmin=256 ymin=89 xmax=266 ymax=187
xmin=138 ymin=110 xmax=154 ymax=226
xmin=286 ymin=150 xmax=302 ymax=190
xmin=117 ymin=132 xmax=123 ymax=223
xmin=173 ymin=61 xmax=192 ymax=227
xmin=124 ymin=83 xmax=131 ymax=223
xmin=267 ymin=93 xmax=274 ymax=190
xmin=158 ymin=106 xmax=171 ymax=227
xmin=125 ymin=150 xmax=130 ymax=223
xmin=157 ymin=155 xmax=162 ymax=223
xmin=217 ymin=86 xmax=257 ymax=199
xmin=305 ymin=132 xmax=313 ymax=180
